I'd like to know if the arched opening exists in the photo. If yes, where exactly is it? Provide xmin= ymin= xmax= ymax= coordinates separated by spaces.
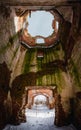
xmin=24 ymin=88 xmax=55 ymax=126
xmin=36 ymin=38 xmax=45 ymax=44
xmin=34 ymin=94 xmax=47 ymax=104
xmin=32 ymin=94 xmax=49 ymax=109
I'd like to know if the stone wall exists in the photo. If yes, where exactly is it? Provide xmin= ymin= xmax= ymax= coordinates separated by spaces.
xmin=0 ymin=3 xmax=81 ymax=129
xmin=0 ymin=5 xmax=26 ymax=86
xmin=69 ymin=4 xmax=81 ymax=129
xmin=0 ymin=6 xmax=26 ymax=129
xmin=70 ymin=30 xmax=81 ymax=130
xmin=74 ymin=92 xmax=81 ymax=130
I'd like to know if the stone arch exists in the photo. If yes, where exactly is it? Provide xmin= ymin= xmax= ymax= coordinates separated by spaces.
xmin=31 ymin=93 xmax=49 ymax=106
xmin=25 ymin=88 xmax=57 ymax=109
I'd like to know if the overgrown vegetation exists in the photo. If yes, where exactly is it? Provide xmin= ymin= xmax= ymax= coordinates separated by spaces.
xmin=0 ymin=32 xmax=19 ymax=55
xmin=0 ymin=43 xmax=11 ymax=55
xmin=70 ymin=59 xmax=81 ymax=87
xmin=23 ymin=50 xmax=32 ymax=73
xmin=23 ymin=49 xmax=36 ymax=74
xmin=21 ymin=45 xmax=66 ymax=91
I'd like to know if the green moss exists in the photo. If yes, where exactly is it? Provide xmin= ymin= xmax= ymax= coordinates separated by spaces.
xmin=31 ymin=49 xmax=36 ymax=62
xmin=36 ymin=66 xmax=64 ymax=88
xmin=0 ymin=32 xmax=19 ymax=55
xmin=37 ymin=76 xmax=42 ymax=86
xmin=51 ymin=68 xmax=65 ymax=93
xmin=54 ymin=50 xmax=59 ymax=59
xmin=70 ymin=59 xmax=81 ymax=87
xmin=23 ymin=49 xmax=37 ymax=74
xmin=9 ymin=32 xmax=20 ymax=45
xmin=23 ymin=50 xmax=32 ymax=74
xmin=37 ymin=58 xmax=42 ymax=71
xmin=37 ymin=58 xmax=44 ymax=85
xmin=0 ymin=43 xmax=11 ymax=55
xmin=21 ymin=44 xmax=65 ymax=88
xmin=9 ymin=47 xmax=19 ymax=67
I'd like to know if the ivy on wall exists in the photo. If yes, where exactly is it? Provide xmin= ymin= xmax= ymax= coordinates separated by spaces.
xmin=23 ymin=50 xmax=32 ymax=73
xmin=19 ymin=43 xmax=67 ymax=93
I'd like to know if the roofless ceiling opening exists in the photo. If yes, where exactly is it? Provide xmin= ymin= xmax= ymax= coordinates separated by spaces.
xmin=26 ymin=11 xmax=54 ymax=38
xmin=14 ymin=10 xmax=59 ymax=48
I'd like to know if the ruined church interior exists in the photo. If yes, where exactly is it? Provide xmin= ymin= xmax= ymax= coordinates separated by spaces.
xmin=0 ymin=0 xmax=81 ymax=130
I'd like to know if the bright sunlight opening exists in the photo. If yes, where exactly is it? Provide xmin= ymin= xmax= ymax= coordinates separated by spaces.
xmin=27 ymin=11 xmax=54 ymax=37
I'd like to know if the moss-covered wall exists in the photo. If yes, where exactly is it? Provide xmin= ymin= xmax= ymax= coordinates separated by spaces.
xmin=69 ymin=59 xmax=81 ymax=91
xmin=11 ymin=43 xmax=74 ymax=119
xmin=21 ymin=44 xmax=66 ymax=89
xmin=0 ymin=5 xmax=79 ymax=128
xmin=68 ymin=4 xmax=81 ymax=129
xmin=0 ymin=6 xmax=27 ymax=128
xmin=69 ymin=4 xmax=81 ymax=92
xmin=0 ymin=6 xmax=27 ymax=86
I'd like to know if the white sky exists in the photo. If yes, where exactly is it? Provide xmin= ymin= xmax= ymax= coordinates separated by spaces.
xmin=36 ymin=38 xmax=45 ymax=43
xmin=34 ymin=95 xmax=47 ymax=102
xmin=27 ymin=11 xmax=54 ymax=37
